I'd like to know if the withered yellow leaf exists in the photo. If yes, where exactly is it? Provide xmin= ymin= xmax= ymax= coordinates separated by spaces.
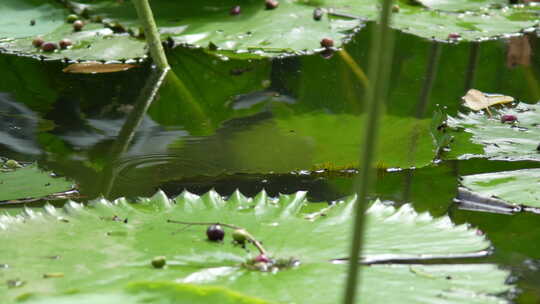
xmin=462 ymin=89 xmax=514 ymax=111
xmin=62 ymin=62 xmax=138 ymax=74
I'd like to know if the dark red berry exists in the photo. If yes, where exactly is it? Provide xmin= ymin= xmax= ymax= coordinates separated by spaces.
xmin=230 ymin=5 xmax=241 ymax=15
xmin=32 ymin=37 xmax=44 ymax=47
xmin=41 ymin=42 xmax=57 ymax=52
xmin=265 ymin=0 xmax=279 ymax=10
xmin=313 ymin=8 xmax=323 ymax=21
xmin=448 ymin=33 xmax=461 ymax=39
xmin=73 ymin=20 xmax=84 ymax=31
xmin=320 ymin=38 xmax=334 ymax=48
xmin=59 ymin=39 xmax=72 ymax=49
xmin=206 ymin=224 xmax=225 ymax=241
xmin=254 ymin=254 xmax=271 ymax=263
xmin=501 ymin=114 xmax=517 ymax=123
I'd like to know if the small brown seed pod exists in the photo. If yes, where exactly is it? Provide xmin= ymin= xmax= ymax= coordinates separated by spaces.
xmin=320 ymin=38 xmax=334 ymax=48
xmin=41 ymin=42 xmax=58 ymax=52
xmin=230 ymin=5 xmax=241 ymax=15
xmin=32 ymin=37 xmax=44 ymax=47
xmin=59 ymin=39 xmax=73 ymax=49
xmin=265 ymin=0 xmax=279 ymax=10
xmin=73 ymin=20 xmax=84 ymax=31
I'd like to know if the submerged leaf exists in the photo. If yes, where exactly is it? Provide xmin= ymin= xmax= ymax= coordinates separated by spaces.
xmin=0 ymin=163 xmax=76 ymax=203
xmin=0 ymin=190 xmax=509 ymax=303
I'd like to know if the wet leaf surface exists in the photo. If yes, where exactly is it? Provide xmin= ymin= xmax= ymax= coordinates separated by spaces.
xmin=0 ymin=163 xmax=76 ymax=203
xmin=0 ymin=190 xmax=508 ymax=303
xmin=447 ymin=102 xmax=540 ymax=161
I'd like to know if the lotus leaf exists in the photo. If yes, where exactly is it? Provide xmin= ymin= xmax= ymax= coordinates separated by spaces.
xmin=0 ymin=190 xmax=510 ymax=303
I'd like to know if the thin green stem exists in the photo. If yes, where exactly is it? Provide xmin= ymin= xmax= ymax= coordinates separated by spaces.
xmin=338 ymin=50 xmax=370 ymax=89
xmin=343 ymin=0 xmax=395 ymax=303
xmin=167 ymin=220 xmax=267 ymax=255
xmin=132 ymin=0 xmax=169 ymax=70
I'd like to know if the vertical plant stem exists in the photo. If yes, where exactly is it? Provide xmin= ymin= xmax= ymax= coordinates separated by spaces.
xmin=343 ymin=0 xmax=395 ymax=303
xmin=132 ymin=0 xmax=169 ymax=70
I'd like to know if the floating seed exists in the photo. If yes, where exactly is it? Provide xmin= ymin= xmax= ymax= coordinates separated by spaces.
xmin=313 ymin=8 xmax=323 ymax=20
xmin=232 ymin=228 xmax=248 ymax=244
xmin=501 ymin=114 xmax=517 ymax=123
xmin=66 ymin=14 xmax=78 ymax=23
xmin=207 ymin=224 xmax=225 ymax=241
xmin=32 ymin=37 xmax=44 ymax=47
xmin=30 ymin=19 xmax=36 ymax=26
xmin=254 ymin=254 xmax=271 ymax=263
xmin=265 ymin=0 xmax=279 ymax=10
xmin=320 ymin=38 xmax=334 ymax=48
xmin=448 ymin=33 xmax=461 ymax=39
xmin=43 ymin=272 xmax=64 ymax=278
xmin=73 ymin=20 xmax=84 ymax=31
xmin=151 ymin=256 xmax=166 ymax=269
xmin=5 ymin=159 xmax=22 ymax=168
xmin=59 ymin=39 xmax=72 ymax=49
xmin=230 ymin=5 xmax=241 ymax=15
xmin=41 ymin=42 xmax=58 ymax=52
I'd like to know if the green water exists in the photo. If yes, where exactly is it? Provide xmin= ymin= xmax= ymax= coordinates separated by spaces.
xmin=1 ymin=25 xmax=540 ymax=302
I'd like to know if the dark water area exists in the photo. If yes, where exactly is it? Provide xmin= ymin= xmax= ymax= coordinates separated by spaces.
xmin=1 ymin=23 xmax=540 ymax=302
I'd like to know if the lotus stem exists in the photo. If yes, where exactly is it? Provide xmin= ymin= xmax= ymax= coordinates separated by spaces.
xmin=343 ymin=0 xmax=396 ymax=303
xmin=132 ymin=0 xmax=169 ymax=70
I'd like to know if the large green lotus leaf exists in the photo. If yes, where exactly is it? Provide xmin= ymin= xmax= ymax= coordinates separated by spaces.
xmin=447 ymin=102 xmax=540 ymax=161
xmin=0 ymin=0 xmax=359 ymax=60
xmin=0 ymin=190 xmax=506 ymax=303
xmin=0 ymin=163 xmax=76 ymax=203
xmin=461 ymin=168 xmax=540 ymax=208
xmin=331 ymin=1 xmax=539 ymax=41
xmin=415 ymin=0 xmax=506 ymax=12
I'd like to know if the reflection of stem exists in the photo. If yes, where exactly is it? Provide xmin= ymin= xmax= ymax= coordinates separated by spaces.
xmin=415 ymin=42 xmax=441 ymax=118
xmin=100 ymin=68 xmax=168 ymax=197
xmin=402 ymin=42 xmax=441 ymax=202
xmin=464 ymin=42 xmax=479 ymax=91
xmin=522 ymin=66 xmax=540 ymax=101
xmin=338 ymin=50 xmax=369 ymax=89
xmin=344 ymin=0 xmax=395 ymax=303
xmin=167 ymin=219 xmax=267 ymax=255
xmin=132 ymin=0 xmax=169 ymax=70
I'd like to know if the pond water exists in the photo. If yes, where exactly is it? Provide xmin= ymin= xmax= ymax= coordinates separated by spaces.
xmin=1 ymin=24 xmax=540 ymax=302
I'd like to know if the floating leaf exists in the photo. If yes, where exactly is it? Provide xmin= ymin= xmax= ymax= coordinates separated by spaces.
xmin=461 ymin=168 xmax=540 ymax=209
xmin=331 ymin=1 xmax=540 ymax=41
xmin=0 ymin=190 xmax=509 ymax=303
xmin=415 ymin=0 xmax=507 ymax=12
xmin=462 ymin=89 xmax=514 ymax=111
xmin=3 ymin=0 xmax=539 ymax=61
xmin=0 ymin=163 xmax=77 ymax=203
xmin=447 ymin=102 xmax=540 ymax=161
